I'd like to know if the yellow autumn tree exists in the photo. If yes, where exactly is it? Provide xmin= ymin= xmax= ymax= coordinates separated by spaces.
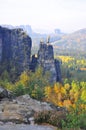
xmin=44 ymin=81 xmax=86 ymax=110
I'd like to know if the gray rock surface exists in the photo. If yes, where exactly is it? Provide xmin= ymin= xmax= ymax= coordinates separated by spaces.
xmin=0 ymin=26 xmax=32 ymax=75
xmin=0 ymin=87 xmax=12 ymax=100
xmin=0 ymin=87 xmax=8 ymax=99
xmin=0 ymin=26 xmax=61 ymax=83
xmin=0 ymin=124 xmax=55 ymax=130
xmin=0 ymin=94 xmax=56 ymax=123
xmin=37 ymin=43 xmax=61 ymax=83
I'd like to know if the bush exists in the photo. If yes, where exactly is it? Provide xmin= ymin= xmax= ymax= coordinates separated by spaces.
xmin=31 ymin=86 xmax=44 ymax=100
xmin=34 ymin=110 xmax=66 ymax=128
xmin=13 ymin=83 xmax=25 ymax=96
xmin=79 ymin=113 xmax=86 ymax=129
xmin=34 ymin=106 xmax=86 ymax=129
xmin=34 ymin=110 xmax=50 ymax=124
xmin=61 ymin=103 xmax=86 ymax=129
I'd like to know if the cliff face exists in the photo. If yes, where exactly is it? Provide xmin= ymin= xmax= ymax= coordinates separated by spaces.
xmin=37 ymin=43 xmax=61 ymax=83
xmin=0 ymin=26 xmax=32 ymax=74
xmin=30 ymin=42 xmax=61 ymax=83
xmin=0 ymin=26 xmax=61 ymax=83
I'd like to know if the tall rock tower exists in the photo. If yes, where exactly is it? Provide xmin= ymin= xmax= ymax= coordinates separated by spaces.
xmin=37 ymin=40 xmax=61 ymax=83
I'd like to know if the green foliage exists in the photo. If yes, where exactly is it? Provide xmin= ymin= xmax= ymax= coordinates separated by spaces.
xmin=56 ymin=55 xmax=86 ymax=82
xmin=0 ymin=70 xmax=10 ymax=82
xmin=61 ymin=100 xmax=86 ymax=129
xmin=34 ymin=101 xmax=86 ymax=129
xmin=62 ymin=111 xmax=81 ymax=129
xmin=62 ymin=112 xmax=86 ymax=129
xmin=13 ymin=83 xmax=25 ymax=96
xmin=25 ymin=67 xmax=50 ymax=100
xmin=0 ymin=48 xmax=86 ymax=129
xmin=79 ymin=113 xmax=86 ymax=129
xmin=17 ymin=67 xmax=50 ymax=99
xmin=0 ymin=67 xmax=50 ymax=99
xmin=31 ymin=86 xmax=44 ymax=100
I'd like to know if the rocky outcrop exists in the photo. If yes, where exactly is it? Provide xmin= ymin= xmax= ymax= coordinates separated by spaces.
xmin=0 ymin=87 xmax=12 ymax=100
xmin=32 ymin=42 xmax=61 ymax=83
xmin=0 ymin=87 xmax=9 ymax=100
xmin=0 ymin=124 xmax=56 ymax=130
xmin=0 ymin=94 xmax=58 ymax=123
xmin=0 ymin=26 xmax=61 ymax=83
xmin=30 ymin=42 xmax=61 ymax=83
xmin=0 ymin=26 xmax=32 ymax=75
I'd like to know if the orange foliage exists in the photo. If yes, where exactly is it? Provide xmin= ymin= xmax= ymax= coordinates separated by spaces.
xmin=44 ymin=82 xmax=86 ymax=110
xmin=80 ymin=68 xmax=86 ymax=71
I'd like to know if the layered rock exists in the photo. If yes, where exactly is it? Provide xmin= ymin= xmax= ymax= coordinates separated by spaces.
xmin=0 ymin=26 xmax=32 ymax=75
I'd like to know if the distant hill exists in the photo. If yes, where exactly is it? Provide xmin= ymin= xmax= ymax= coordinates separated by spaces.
xmin=1 ymin=25 xmax=48 ymax=46
xmin=1 ymin=25 xmax=65 ymax=46
xmin=1 ymin=25 xmax=86 ymax=51
xmin=52 ymin=28 xmax=86 ymax=51
xmin=1 ymin=24 xmax=33 ymax=36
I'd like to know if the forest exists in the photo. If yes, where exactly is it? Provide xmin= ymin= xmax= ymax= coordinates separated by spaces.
xmin=0 ymin=48 xmax=86 ymax=129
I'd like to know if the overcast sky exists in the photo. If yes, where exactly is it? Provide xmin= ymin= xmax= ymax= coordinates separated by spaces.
xmin=0 ymin=0 xmax=86 ymax=33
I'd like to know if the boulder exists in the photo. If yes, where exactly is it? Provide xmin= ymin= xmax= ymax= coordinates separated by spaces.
xmin=0 ymin=87 xmax=9 ymax=100
xmin=0 ymin=94 xmax=60 ymax=124
xmin=0 ymin=87 xmax=8 ymax=98
xmin=0 ymin=86 xmax=13 ymax=101
xmin=16 ymin=94 xmax=54 ymax=112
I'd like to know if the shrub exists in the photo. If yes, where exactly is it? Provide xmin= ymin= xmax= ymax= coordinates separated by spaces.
xmin=13 ymin=83 xmax=25 ymax=96
xmin=34 ymin=110 xmax=66 ymax=128
xmin=61 ymin=101 xmax=86 ymax=129
xmin=34 ymin=110 xmax=50 ymax=124
xmin=31 ymin=86 xmax=44 ymax=100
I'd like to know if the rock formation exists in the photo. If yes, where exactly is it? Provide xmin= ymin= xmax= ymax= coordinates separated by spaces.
xmin=37 ymin=42 xmax=61 ymax=83
xmin=0 ymin=26 xmax=32 ymax=75
xmin=0 ymin=26 xmax=61 ymax=83
xmin=0 ymin=93 xmax=66 ymax=124
xmin=0 ymin=94 xmax=56 ymax=123
xmin=30 ymin=42 xmax=61 ymax=83
xmin=0 ymin=87 xmax=11 ymax=100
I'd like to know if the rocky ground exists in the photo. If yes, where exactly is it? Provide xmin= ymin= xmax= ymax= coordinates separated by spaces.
xmin=0 ymin=87 xmax=85 ymax=130
xmin=0 ymin=87 xmax=59 ymax=130
xmin=0 ymin=86 xmax=63 ymax=124
xmin=0 ymin=94 xmax=57 ymax=123
xmin=0 ymin=124 xmax=56 ymax=130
